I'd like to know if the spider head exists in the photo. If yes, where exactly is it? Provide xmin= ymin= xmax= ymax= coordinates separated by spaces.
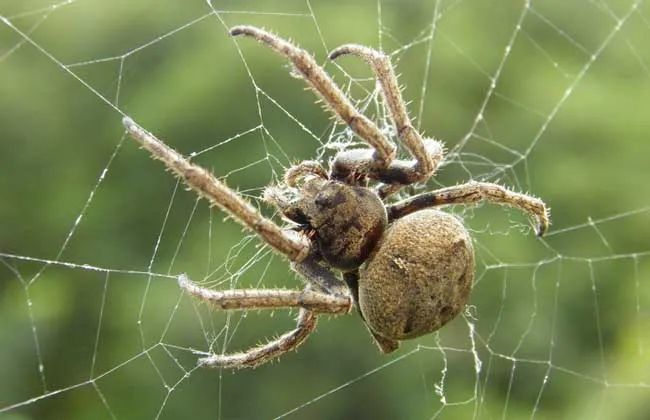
xmin=266 ymin=176 xmax=387 ymax=271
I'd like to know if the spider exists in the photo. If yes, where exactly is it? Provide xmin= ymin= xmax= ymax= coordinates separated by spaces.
xmin=122 ymin=25 xmax=549 ymax=369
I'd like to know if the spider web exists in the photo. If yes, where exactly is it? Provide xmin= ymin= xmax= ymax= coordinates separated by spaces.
xmin=1 ymin=0 xmax=650 ymax=418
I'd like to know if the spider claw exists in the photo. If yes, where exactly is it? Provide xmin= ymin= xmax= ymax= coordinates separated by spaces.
xmin=229 ymin=25 xmax=280 ymax=52
xmin=535 ymin=206 xmax=551 ymax=237
xmin=328 ymin=44 xmax=366 ymax=61
xmin=536 ymin=217 xmax=549 ymax=237
xmin=229 ymin=25 xmax=253 ymax=37
xmin=328 ymin=45 xmax=351 ymax=61
xmin=328 ymin=43 xmax=385 ymax=63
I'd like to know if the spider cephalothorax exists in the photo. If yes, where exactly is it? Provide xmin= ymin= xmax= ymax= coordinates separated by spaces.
xmin=123 ymin=25 xmax=549 ymax=369
xmin=266 ymin=175 xmax=388 ymax=271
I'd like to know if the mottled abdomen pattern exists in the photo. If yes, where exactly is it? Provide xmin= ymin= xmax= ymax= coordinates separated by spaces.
xmin=359 ymin=209 xmax=475 ymax=340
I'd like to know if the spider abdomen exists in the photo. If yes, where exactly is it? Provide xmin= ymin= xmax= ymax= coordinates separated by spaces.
xmin=358 ymin=209 xmax=474 ymax=340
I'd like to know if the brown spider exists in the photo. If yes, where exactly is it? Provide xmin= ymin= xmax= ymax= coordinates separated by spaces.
xmin=122 ymin=25 xmax=549 ymax=369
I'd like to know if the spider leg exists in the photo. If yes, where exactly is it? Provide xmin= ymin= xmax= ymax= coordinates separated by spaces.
xmin=178 ymin=274 xmax=350 ymax=314
xmin=122 ymin=117 xmax=311 ymax=262
xmin=229 ymin=25 xmax=396 ymax=167
xmin=386 ymin=181 xmax=550 ymax=236
xmin=291 ymin=255 xmax=351 ymax=295
xmin=330 ymin=141 xmax=442 ymax=187
xmin=330 ymin=44 xmax=444 ymax=185
xmin=179 ymin=274 xmax=351 ymax=369
xmin=200 ymin=308 xmax=317 ymax=369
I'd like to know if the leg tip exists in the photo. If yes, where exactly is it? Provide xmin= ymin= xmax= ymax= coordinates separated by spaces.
xmin=121 ymin=116 xmax=135 ymax=130
xmin=177 ymin=273 xmax=192 ymax=289
xmin=328 ymin=46 xmax=348 ymax=61
xmin=328 ymin=44 xmax=384 ymax=62
xmin=328 ymin=44 xmax=363 ymax=61
xmin=197 ymin=356 xmax=215 ymax=368
xmin=229 ymin=25 xmax=258 ymax=38
xmin=536 ymin=222 xmax=549 ymax=237
xmin=229 ymin=26 xmax=245 ymax=37
xmin=536 ymin=211 xmax=550 ymax=237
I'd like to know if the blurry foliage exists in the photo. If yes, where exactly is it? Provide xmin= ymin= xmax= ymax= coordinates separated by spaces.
xmin=1 ymin=0 xmax=649 ymax=419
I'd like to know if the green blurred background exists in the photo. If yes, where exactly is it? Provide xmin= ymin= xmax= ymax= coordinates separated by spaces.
xmin=1 ymin=0 xmax=649 ymax=418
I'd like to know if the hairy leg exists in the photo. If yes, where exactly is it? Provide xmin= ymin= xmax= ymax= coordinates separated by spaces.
xmin=230 ymin=25 xmax=396 ymax=166
xmin=178 ymin=275 xmax=350 ymax=314
xmin=387 ymin=181 xmax=550 ymax=236
xmin=179 ymin=266 xmax=351 ymax=369
xmin=331 ymin=139 xmax=443 ymax=186
xmin=123 ymin=117 xmax=310 ymax=261
xmin=200 ymin=309 xmax=317 ymax=369
xmin=330 ymin=44 xmax=445 ymax=183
